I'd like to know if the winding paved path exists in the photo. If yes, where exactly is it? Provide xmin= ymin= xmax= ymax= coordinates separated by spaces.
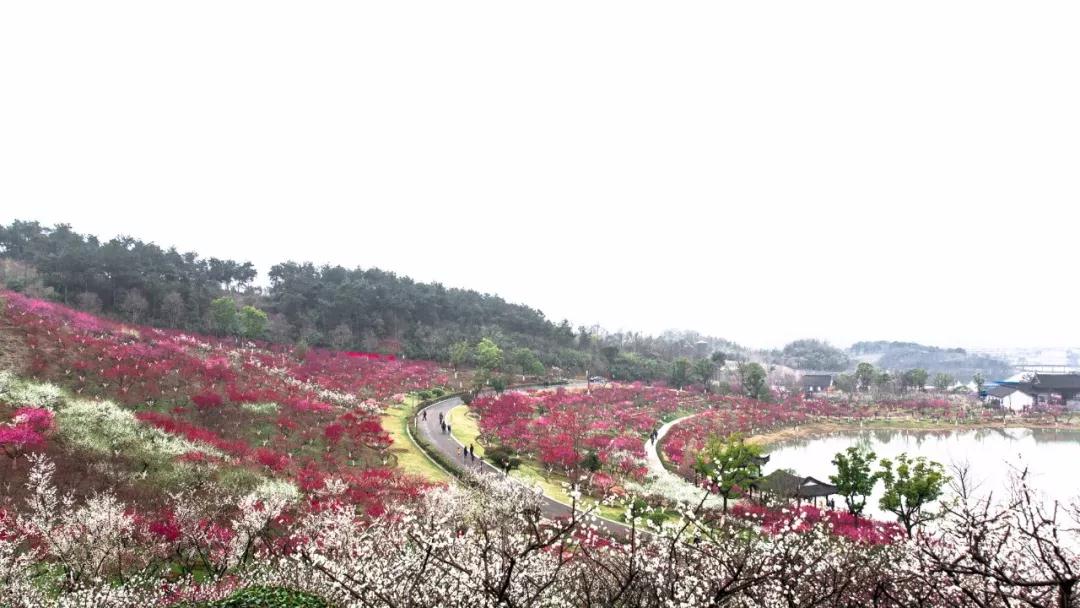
xmin=644 ymin=413 xmax=722 ymax=508
xmin=415 ymin=385 xmax=637 ymax=538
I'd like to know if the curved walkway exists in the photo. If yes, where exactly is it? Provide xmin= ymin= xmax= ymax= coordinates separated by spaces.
xmin=415 ymin=385 xmax=636 ymax=538
xmin=643 ymin=413 xmax=722 ymax=508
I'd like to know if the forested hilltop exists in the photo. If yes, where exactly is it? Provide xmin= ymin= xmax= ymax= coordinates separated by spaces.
xmin=849 ymin=341 xmax=1013 ymax=382
xmin=0 ymin=220 xmax=742 ymax=375
xmin=0 ymin=220 xmax=1013 ymax=380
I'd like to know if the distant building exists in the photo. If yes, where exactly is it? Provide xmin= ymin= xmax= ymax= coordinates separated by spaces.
xmin=984 ymin=385 xmax=1034 ymax=412
xmin=801 ymin=374 xmax=833 ymax=396
xmin=996 ymin=373 xmax=1080 ymax=410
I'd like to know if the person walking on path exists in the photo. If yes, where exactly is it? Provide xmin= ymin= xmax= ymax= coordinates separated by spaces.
xmin=422 ymin=410 xmax=427 ymax=422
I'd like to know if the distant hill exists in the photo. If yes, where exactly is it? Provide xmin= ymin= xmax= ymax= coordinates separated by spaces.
xmin=769 ymin=339 xmax=851 ymax=372
xmin=849 ymin=340 xmax=1013 ymax=381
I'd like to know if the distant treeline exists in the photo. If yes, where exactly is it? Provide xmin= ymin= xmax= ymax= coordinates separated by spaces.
xmin=0 ymin=221 xmax=739 ymax=376
xmin=770 ymin=339 xmax=852 ymax=372
xmin=849 ymin=341 xmax=1013 ymax=382
xmin=0 ymin=220 xmax=1009 ymax=380
xmin=765 ymin=339 xmax=1012 ymax=381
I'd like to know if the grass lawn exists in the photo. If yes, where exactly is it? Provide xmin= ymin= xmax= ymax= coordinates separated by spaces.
xmin=448 ymin=405 xmax=485 ymax=457
xmin=513 ymin=461 xmax=631 ymax=522
xmin=381 ymin=396 xmax=451 ymax=483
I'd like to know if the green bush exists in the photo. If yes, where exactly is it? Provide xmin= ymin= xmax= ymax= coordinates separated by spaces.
xmin=581 ymin=451 xmax=601 ymax=472
xmin=182 ymin=586 xmax=329 ymax=607
xmin=485 ymin=445 xmax=520 ymax=471
xmin=489 ymin=375 xmax=508 ymax=393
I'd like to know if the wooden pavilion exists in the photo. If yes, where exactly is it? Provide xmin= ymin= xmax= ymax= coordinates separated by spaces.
xmin=753 ymin=470 xmax=838 ymax=506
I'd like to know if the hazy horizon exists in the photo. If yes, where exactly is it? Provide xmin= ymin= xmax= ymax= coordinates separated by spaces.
xmin=3 ymin=2 xmax=1078 ymax=352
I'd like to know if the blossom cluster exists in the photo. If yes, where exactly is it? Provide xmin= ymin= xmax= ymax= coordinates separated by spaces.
xmin=470 ymin=384 xmax=701 ymax=483
xmin=0 ymin=406 xmax=53 ymax=460
xmin=3 ymin=455 xmax=1077 ymax=607
xmin=0 ymin=291 xmax=448 ymax=516
xmin=660 ymin=395 xmax=851 ymax=466
xmin=2 ymin=291 xmax=446 ymax=408
xmin=729 ymin=502 xmax=903 ymax=544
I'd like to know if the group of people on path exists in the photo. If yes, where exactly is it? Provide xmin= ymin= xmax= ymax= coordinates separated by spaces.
xmin=424 ymin=407 xmax=482 ymax=468
xmin=649 ymin=429 xmax=659 ymax=445
xmin=433 ymin=411 xmax=452 ymax=436
xmin=420 ymin=409 xmax=454 ymax=436
xmin=457 ymin=443 xmax=478 ymax=465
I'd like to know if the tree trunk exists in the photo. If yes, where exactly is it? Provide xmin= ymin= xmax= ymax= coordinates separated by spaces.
xmin=1058 ymin=581 xmax=1074 ymax=608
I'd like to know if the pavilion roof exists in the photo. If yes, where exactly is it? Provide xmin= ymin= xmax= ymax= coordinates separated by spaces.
xmin=755 ymin=470 xmax=837 ymax=498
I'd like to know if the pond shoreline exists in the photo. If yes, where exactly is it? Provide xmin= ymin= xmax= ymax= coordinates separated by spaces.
xmin=747 ymin=417 xmax=1080 ymax=450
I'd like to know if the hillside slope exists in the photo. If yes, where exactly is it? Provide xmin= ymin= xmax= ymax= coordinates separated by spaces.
xmin=0 ymin=290 xmax=448 ymax=515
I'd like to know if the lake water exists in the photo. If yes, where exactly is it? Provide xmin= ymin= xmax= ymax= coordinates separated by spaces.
xmin=764 ymin=426 xmax=1080 ymax=520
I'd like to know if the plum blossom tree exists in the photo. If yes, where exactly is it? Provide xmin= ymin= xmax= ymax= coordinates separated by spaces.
xmin=0 ymin=425 xmax=45 ymax=463
xmin=0 ymin=407 xmax=53 ymax=465
xmin=916 ymin=466 xmax=1080 ymax=608
xmin=2 ymin=455 xmax=1080 ymax=606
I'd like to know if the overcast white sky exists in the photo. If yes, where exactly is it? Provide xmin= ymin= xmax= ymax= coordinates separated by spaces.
xmin=2 ymin=2 xmax=1078 ymax=350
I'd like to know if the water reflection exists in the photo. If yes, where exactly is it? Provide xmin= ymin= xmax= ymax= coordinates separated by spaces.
xmin=765 ymin=427 xmax=1080 ymax=520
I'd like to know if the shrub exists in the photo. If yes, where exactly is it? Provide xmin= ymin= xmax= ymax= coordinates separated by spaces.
xmin=485 ymin=445 xmax=520 ymax=471
xmin=489 ymin=375 xmax=509 ymax=393
xmin=185 ymin=586 xmax=329 ymax=607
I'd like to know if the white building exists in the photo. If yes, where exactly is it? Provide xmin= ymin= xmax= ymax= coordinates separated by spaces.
xmin=985 ymin=385 xmax=1034 ymax=412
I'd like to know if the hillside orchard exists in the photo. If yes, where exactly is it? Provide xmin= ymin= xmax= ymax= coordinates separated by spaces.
xmin=2 ymin=291 xmax=1079 ymax=606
